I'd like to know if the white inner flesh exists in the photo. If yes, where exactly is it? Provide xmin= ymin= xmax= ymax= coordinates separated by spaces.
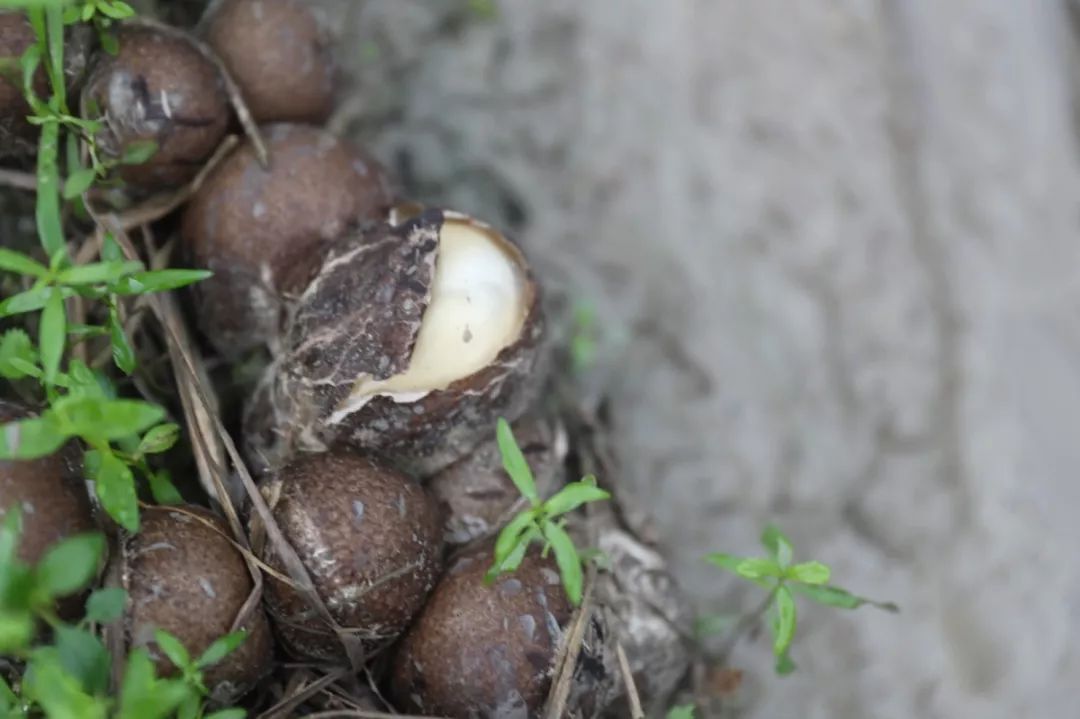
xmin=341 ymin=220 xmax=527 ymax=411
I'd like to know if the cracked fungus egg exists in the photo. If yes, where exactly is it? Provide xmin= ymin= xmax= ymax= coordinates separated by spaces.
xmin=247 ymin=208 xmax=547 ymax=476
xmin=115 ymin=505 xmax=272 ymax=704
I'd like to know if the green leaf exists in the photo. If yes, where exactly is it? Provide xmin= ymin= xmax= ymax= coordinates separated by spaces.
xmin=118 ymin=650 xmax=191 ymax=719
xmin=735 ymin=557 xmax=783 ymax=581
xmin=0 ymin=416 xmax=68 ymax=460
xmin=0 ymin=610 xmax=33 ymax=653
xmin=111 ymin=269 xmax=212 ymax=295
xmin=761 ymin=525 xmax=794 ymax=568
xmin=39 ymin=287 xmax=66 ymax=384
xmin=178 ymin=695 xmax=200 ymax=719
xmin=35 ymin=116 xmax=66 ymax=259
xmin=488 ymin=509 xmax=536 ymax=578
xmin=0 ymin=284 xmax=56 ymax=318
xmin=775 ymin=649 xmax=797 ymax=676
xmin=56 ymin=260 xmax=142 ymax=285
xmin=84 ymin=587 xmax=127 ymax=624
xmin=542 ymin=478 xmax=610 ymax=518
xmin=23 ymin=647 xmax=107 ymax=719
xmin=52 ymin=397 xmax=165 ymax=440
xmin=0 ymin=674 xmax=17 ymax=710
xmin=98 ymin=0 xmax=135 ymax=19
xmin=496 ymin=417 xmax=538 ymax=505
xmin=147 ymin=469 xmax=184 ymax=505
xmin=138 ymin=423 xmax=180 ymax=456
xmin=666 ymin=706 xmax=696 ymax=719
xmin=703 ymin=552 xmax=744 ymax=574
xmin=0 ymin=247 xmax=49 ymax=278
xmin=786 ymin=561 xmax=831 ymax=585
xmin=543 ymin=521 xmax=583 ymax=606
xmin=789 ymin=583 xmax=899 ymax=613
xmin=119 ymin=139 xmax=157 ymax=165
xmin=98 ymin=29 xmax=118 ymax=56
xmin=108 ymin=305 xmax=135 ymax=374
xmin=195 ymin=630 xmax=247 ymax=669
xmin=89 ymin=451 xmax=139 ymax=533
xmin=35 ymin=533 xmax=104 ymax=598
xmin=54 ymin=624 xmax=111 ymax=695
xmin=153 ymin=629 xmax=191 ymax=672
xmin=772 ymin=585 xmax=797 ymax=657
xmin=205 ymin=710 xmax=247 ymax=719
xmin=62 ymin=166 xmax=97 ymax=199
xmin=0 ymin=329 xmax=39 ymax=379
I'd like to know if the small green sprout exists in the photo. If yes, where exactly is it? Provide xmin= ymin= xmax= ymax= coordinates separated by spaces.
xmin=485 ymin=417 xmax=611 ymax=605
xmin=705 ymin=525 xmax=898 ymax=675
xmin=666 ymin=706 xmax=696 ymax=719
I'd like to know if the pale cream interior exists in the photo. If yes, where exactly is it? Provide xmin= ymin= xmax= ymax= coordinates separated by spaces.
xmin=342 ymin=219 xmax=527 ymax=409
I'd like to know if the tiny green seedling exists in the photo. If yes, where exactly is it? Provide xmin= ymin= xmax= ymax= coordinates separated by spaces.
xmin=705 ymin=525 xmax=898 ymax=675
xmin=665 ymin=706 xmax=696 ymax=719
xmin=484 ymin=417 xmax=611 ymax=606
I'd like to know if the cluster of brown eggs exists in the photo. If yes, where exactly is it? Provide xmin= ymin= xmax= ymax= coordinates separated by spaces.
xmin=1 ymin=2 xmax=690 ymax=716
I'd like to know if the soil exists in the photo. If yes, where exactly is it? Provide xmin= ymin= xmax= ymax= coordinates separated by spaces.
xmin=320 ymin=1 xmax=1080 ymax=718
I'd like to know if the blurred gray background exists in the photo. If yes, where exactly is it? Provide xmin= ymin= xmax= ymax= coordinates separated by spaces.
xmin=325 ymin=1 xmax=1080 ymax=717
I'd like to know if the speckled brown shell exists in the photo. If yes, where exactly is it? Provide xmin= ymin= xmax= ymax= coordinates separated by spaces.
xmin=182 ymin=123 xmax=394 ymax=357
xmin=81 ymin=24 xmax=228 ymax=190
xmin=258 ymin=452 xmax=443 ymax=662
xmin=390 ymin=544 xmax=572 ymax=718
xmin=118 ymin=505 xmax=273 ymax=703
xmin=246 ymin=208 xmax=547 ymax=477
xmin=0 ymin=401 xmax=93 ymax=564
xmin=0 ymin=12 xmax=47 ymax=157
xmin=429 ymin=414 xmax=566 ymax=546
xmin=201 ymin=0 xmax=335 ymax=124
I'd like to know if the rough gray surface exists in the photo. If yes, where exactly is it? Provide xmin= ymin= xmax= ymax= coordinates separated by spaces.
xmin=326 ymin=1 xmax=1080 ymax=716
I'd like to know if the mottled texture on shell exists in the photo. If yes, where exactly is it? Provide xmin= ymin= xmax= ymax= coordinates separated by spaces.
xmin=390 ymin=545 xmax=572 ymax=718
xmin=81 ymin=24 xmax=228 ymax=190
xmin=259 ymin=452 xmax=443 ymax=661
xmin=430 ymin=414 xmax=566 ymax=545
xmin=0 ymin=13 xmax=46 ymax=157
xmin=182 ymin=123 xmax=394 ymax=357
xmin=594 ymin=526 xmax=693 ymax=716
xmin=0 ymin=401 xmax=93 ymax=567
xmin=247 ymin=209 xmax=547 ymax=477
xmin=119 ymin=505 xmax=273 ymax=703
xmin=202 ymin=0 xmax=335 ymax=124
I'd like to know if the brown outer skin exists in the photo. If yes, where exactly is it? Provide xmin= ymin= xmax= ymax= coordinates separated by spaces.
xmin=0 ymin=12 xmax=47 ymax=157
xmin=250 ymin=209 xmax=547 ymax=478
xmin=81 ymin=24 xmax=228 ymax=190
xmin=202 ymin=0 xmax=335 ymax=124
xmin=390 ymin=544 xmax=573 ymax=718
xmin=259 ymin=452 xmax=443 ymax=662
xmin=182 ymin=123 xmax=394 ymax=357
xmin=429 ymin=414 xmax=564 ymax=546
xmin=0 ymin=400 xmax=94 ymax=572
xmin=119 ymin=505 xmax=273 ymax=703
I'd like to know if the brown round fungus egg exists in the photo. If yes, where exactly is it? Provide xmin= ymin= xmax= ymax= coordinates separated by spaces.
xmin=258 ymin=451 xmax=443 ymax=662
xmin=0 ymin=12 xmax=47 ymax=157
xmin=182 ymin=123 xmax=394 ymax=357
xmin=0 ymin=400 xmax=95 ymax=568
xmin=81 ymin=23 xmax=229 ymax=191
xmin=390 ymin=543 xmax=573 ymax=718
xmin=117 ymin=505 xmax=273 ymax=703
xmin=430 ymin=414 xmax=566 ymax=546
xmin=248 ymin=208 xmax=546 ymax=477
xmin=201 ymin=0 xmax=335 ymax=124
